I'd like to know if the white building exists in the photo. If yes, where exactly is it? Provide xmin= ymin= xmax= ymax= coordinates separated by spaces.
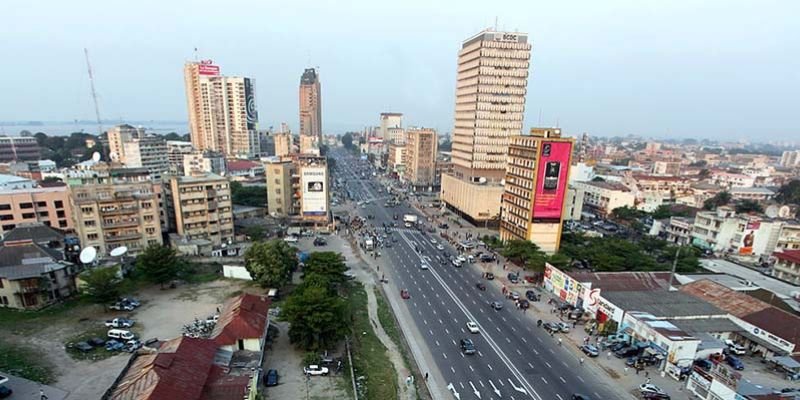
xmin=571 ymin=180 xmax=636 ymax=218
xmin=122 ymin=135 xmax=169 ymax=181
xmin=166 ymin=141 xmax=195 ymax=176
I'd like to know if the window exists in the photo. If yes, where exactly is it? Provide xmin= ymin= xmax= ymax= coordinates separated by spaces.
xmin=141 ymin=202 xmax=152 ymax=209
xmin=44 ymin=221 xmax=51 ymax=227
xmin=38 ymin=211 xmax=49 ymax=217
xmin=87 ymin=233 xmax=99 ymax=240
xmin=0 ymin=279 xmax=3 ymax=288
xmin=36 ymin=201 xmax=47 ymax=207
xmin=0 ymin=296 xmax=7 ymax=305
xmin=0 ymin=215 xmax=11 ymax=221
xmin=81 ymin=207 xmax=93 ymax=214
xmin=57 ymin=210 xmax=65 ymax=218
xmin=146 ymin=227 xmax=155 ymax=234
xmin=22 ymin=213 xmax=35 ymax=219
xmin=0 ymin=204 xmax=10 ymax=211
xmin=59 ymin=220 xmax=67 ymax=228
xmin=20 ymin=202 xmax=33 ymax=209
xmin=143 ymin=215 xmax=154 ymax=222
xmin=84 ymin=220 xmax=96 ymax=227
xmin=54 ymin=200 xmax=64 ymax=208
xmin=2 ymin=224 xmax=15 ymax=231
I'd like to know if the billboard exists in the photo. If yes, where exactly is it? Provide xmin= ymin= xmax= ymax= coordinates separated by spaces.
xmin=738 ymin=220 xmax=760 ymax=255
xmin=244 ymin=78 xmax=258 ymax=130
xmin=301 ymin=166 xmax=327 ymax=216
xmin=532 ymin=141 xmax=572 ymax=221
xmin=198 ymin=60 xmax=220 ymax=76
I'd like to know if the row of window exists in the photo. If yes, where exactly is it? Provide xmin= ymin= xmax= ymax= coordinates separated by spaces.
xmin=0 ymin=200 xmax=64 ymax=210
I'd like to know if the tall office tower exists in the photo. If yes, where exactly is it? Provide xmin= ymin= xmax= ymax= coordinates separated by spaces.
xmin=299 ymin=68 xmax=322 ymax=141
xmin=499 ymin=128 xmax=573 ymax=253
xmin=440 ymin=29 xmax=532 ymax=224
xmin=183 ymin=61 xmax=259 ymax=157
xmin=404 ymin=128 xmax=438 ymax=188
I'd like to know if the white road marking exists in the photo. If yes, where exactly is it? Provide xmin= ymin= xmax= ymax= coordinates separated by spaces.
xmin=577 ymin=376 xmax=585 ymax=383
xmin=545 ymin=361 xmax=551 ymax=368
xmin=443 ymin=352 xmax=447 ymax=359
xmin=559 ymin=376 xmax=566 ymax=384
xmin=487 ymin=364 xmax=493 ymax=371
xmin=540 ymin=377 xmax=547 ymax=384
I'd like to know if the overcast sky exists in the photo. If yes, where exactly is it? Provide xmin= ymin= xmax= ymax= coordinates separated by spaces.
xmin=2 ymin=0 xmax=798 ymax=140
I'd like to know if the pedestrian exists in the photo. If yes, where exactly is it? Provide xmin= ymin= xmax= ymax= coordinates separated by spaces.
xmin=573 ymin=321 xmax=578 ymax=328
xmin=645 ymin=371 xmax=650 ymax=379
xmin=645 ymin=377 xmax=651 ymax=384
xmin=624 ymin=367 xmax=629 ymax=375
xmin=635 ymin=366 xmax=640 ymax=375
xmin=607 ymin=352 xmax=611 ymax=360
xmin=40 ymin=389 xmax=48 ymax=400
xmin=425 ymin=372 xmax=429 ymax=380
xmin=558 ymin=338 xmax=562 ymax=346
xmin=580 ymin=357 xmax=584 ymax=366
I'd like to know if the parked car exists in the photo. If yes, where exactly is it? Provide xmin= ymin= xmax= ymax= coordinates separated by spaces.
xmin=303 ymin=365 xmax=329 ymax=376
xmin=420 ymin=262 xmax=429 ymax=270
xmin=265 ymin=369 xmax=279 ymax=387
xmin=105 ymin=340 xmax=125 ymax=352
xmin=105 ymin=318 xmax=134 ymax=328
xmin=642 ymin=393 xmax=671 ymax=400
xmin=120 ymin=298 xmax=140 ymax=308
xmin=556 ymin=322 xmax=570 ymax=333
xmin=615 ymin=347 xmax=639 ymax=358
xmin=73 ymin=341 xmax=94 ymax=353
xmin=460 ymin=338 xmax=476 ymax=355
xmin=485 ymin=272 xmax=495 ymax=280
xmin=727 ymin=355 xmax=745 ymax=370
xmin=466 ymin=322 xmax=480 ymax=334
xmin=88 ymin=337 xmax=106 ymax=347
xmin=107 ymin=329 xmax=136 ymax=341
xmin=313 ymin=237 xmax=327 ymax=246
xmin=517 ymin=299 xmax=530 ymax=309
xmin=724 ymin=339 xmax=747 ymax=355
xmin=490 ymin=301 xmax=503 ymax=310
xmin=109 ymin=302 xmax=134 ymax=311
xmin=508 ymin=291 xmax=520 ymax=301
xmin=543 ymin=322 xmax=560 ymax=333
xmin=283 ymin=236 xmax=298 ymax=243
xmin=525 ymin=290 xmax=540 ymax=301
xmin=507 ymin=273 xmax=519 ymax=284
xmin=693 ymin=359 xmax=713 ymax=371
xmin=580 ymin=345 xmax=599 ymax=357
xmin=0 ymin=386 xmax=12 ymax=399
xmin=639 ymin=383 xmax=667 ymax=395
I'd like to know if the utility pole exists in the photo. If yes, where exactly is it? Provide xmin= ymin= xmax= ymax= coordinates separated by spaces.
xmin=668 ymin=247 xmax=681 ymax=291
xmin=84 ymin=48 xmax=103 ymax=136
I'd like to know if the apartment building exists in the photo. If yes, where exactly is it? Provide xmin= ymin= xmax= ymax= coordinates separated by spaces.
xmin=166 ymin=140 xmax=195 ymax=176
xmin=571 ymin=180 xmax=636 ymax=218
xmin=404 ymin=128 xmax=438 ymax=188
xmin=499 ymin=129 xmax=573 ymax=253
xmin=780 ymin=150 xmax=800 ymax=168
xmin=775 ymin=222 xmax=800 ymax=251
xmin=273 ymin=132 xmax=292 ymax=157
xmin=0 ymin=136 xmax=41 ymax=163
xmin=380 ymin=113 xmax=403 ymax=144
xmin=184 ymin=61 xmax=260 ymax=157
xmin=107 ymin=124 xmax=144 ymax=161
xmin=772 ymin=250 xmax=800 ymax=285
xmin=122 ymin=135 xmax=169 ymax=181
xmin=665 ymin=216 xmax=693 ymax=246
xmin=387 ymin=144 xmax=406 ymax=176
xmin=299 ymin=134 xmax=320 ymax=155
xmin=183 ymin=151 xmax=226 ymax=176
xmin=70 ymin=168 xmax=163 ymax=256
xmin=441 ymin=29 xmax=532 ymax=223
xmin=165 ymin=174 xmax=234 ymax=248
xmin=0 ymin=175 xmax=73 ymax=235
xmin=265 ymin=157 xmax=296 ymax=217
xmin=710 ymin=172 xmax=755 ymax=189
xmin=651 ymin=161 xmax=681 ymax=176
xmin=729 ymin=187 xmax=775 ymax=202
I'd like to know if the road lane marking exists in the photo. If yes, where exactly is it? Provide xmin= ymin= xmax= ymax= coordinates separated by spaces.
xmin=577 ymin=376 xmax=585 ymax=383
xmin=443 ymin=352 xmax=448 ymax=359
xmin=521 ymin=337 xmax=527 ymax=343
xmin=527 ymin=362 xmax=534 ymax=368
xmin=516 ymin=349 xmax=522 ymax=355
xmin=540 ymin=377 xmax=547 ymax=384
xmin=559 ymin=377 xmax=566 ymax=384
xmin=487 ymin=364 xmax=492 ymax=371
xmin=556 ymin=395 xmax=563 ymax=400
xmin=545 ymin=362 xmax=551 ymax=368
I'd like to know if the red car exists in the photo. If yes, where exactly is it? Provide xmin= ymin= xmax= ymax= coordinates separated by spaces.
xmin=400 ymin=289 xmax=410 ymax=299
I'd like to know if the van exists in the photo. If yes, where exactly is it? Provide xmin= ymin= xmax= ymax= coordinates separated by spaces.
xmin=267 ymin=288 xmax=279 ymax=299
xmin=107 ymin=329 xmax=135 ymax=341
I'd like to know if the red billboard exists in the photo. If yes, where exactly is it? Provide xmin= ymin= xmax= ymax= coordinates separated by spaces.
xmin=532 ymin=141 xmax=572 ymax=221
xmin=198 ymin=60 xmax=220 ymax=76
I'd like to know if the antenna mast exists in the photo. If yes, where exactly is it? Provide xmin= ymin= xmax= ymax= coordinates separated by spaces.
xmin=84 ymin=48 xmax=103 ymax=136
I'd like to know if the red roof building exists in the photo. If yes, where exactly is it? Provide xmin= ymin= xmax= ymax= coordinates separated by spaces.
xmin=212 ymin=293 xmax=270 ymax=351
xmin=773 ymin=250 xmax=800 ymax=285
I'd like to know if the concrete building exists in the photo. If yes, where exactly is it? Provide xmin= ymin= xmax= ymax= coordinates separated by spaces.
xmin=264 ymin=157 xmax=296 ymax=217
xmin=273 ymin=132 xmax=292 ymax=157
xmin=107 ymin=124 xmax=144 ymax=162
xmin=571 ymin=180 xmax=636 ymax=218
xmin=299 ymin=134 xmax=320 ymax=155
xmin=70 ymin=168 xmax=163 ymax=256
xmin=563 ymin=186 xmax=585 ymax=221
xmin=690 ymin=208 xmax=788 ymax=257
xmin=665 ymin=216 xmax=694 ymax=245
xmin=772 ymin=250 xmax=800 ymax=285
xmin=122 ymin=135 xmax=169 ymax=181
xmin=299 ymin=68 xmax=322 ymax=141
xmin=380 ymin=113 xmax=403 ymax=144
xmin=165 ymin=174 xmax=234 ymax=249
xmin=710 ymin=172 xmax=755 ymax=189
xmin=0 ymin=176 xmax=73 ymax=234
xmin=776 ymin=221 xmax=800 ymax=251
xmin=729 ymin=187 xmax=775 ymax=202
xmin=499 ymin=129 xmax=574 ymax=253
xmin=404 ymin=127 xmax=438 ymax=188
xmin=166 ymin=140 xmax=194 ymax=176
xmin=780 ymin=150 xmax=800 ymax=167
xmin=226 ymin=160 xmax=264 ymax=180
xmin=387 ymin=144 xmax=406 ymax=176
xmin=0 ymin=136 xmax=41 ymax=163
xmin=184 ymin=61 xmax=259 ymax=157
xmin=183 ymin=151 xmax=226 ymax=176
xmin=441 ymin=29 xmax=532 ymax=223
xmin=652 ymin=161 xmax=681 ymax=176
xmin=296 ymin=155 xmax=329 ymax=225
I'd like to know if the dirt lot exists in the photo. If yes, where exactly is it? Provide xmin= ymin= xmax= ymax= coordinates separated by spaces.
xmin=0 ymin=278 xmax=251 ymax=400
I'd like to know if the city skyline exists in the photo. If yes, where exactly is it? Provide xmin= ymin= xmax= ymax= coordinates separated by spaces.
xmin=2 ymin=1 xmax=799 ymax=140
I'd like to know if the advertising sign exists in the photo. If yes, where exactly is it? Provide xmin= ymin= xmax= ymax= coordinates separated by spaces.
xmin=739 ymin=220 xmax=760 ymax=255
xmin=533 ymin=141 xmax=572 ymax=221
xmin=198 ymin=60 xmax=220 ymax=76
xmin=543 ymin=263 xmax=582 ymax=306
xmin=244 ymin=78 xmax=258 ymax=130
xmin=301 ymin=166 xmax=327 ymax=216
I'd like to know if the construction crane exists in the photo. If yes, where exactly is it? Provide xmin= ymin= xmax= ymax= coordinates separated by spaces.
xmin=84 ymin=48 xmax=103 ymax=136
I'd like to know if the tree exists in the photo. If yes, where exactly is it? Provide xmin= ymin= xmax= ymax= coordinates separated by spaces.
xmin=501 ymin=240 xmax=549 ymax=271
xmin=136 ymin=245 xmax=186 ymax=287
xmin=244 ymin=240 xmax=297 ymax=288
xmin=611 ymin=206 xmax=647 ymax=222
xmin=689 ymin=160 xmax=707 ymax=167
xmin=776 ymin=180 xmax=800 ymax=205
xmin=735 ymin=200 xmax=764 ymax=214
xmin=439 ymin=140 xmax=452 ymax=151
xmin=703 ymin=191 xmax=731 ymax=210
xmin=80 ymin=267 xmax=122 ymax=303
xmin=230 ymin=181 xmax=267 ymax=207
xmin=591 ymin=176 xmax=606 ymax=182
xmin=243 ymin=225 xmax=266 ymax=240
xmin=697 ymin=168 xmax=711 ymax=179
xmin=41 ymin=176 xmax=63 ymax=184
xmin=282 ymin=285 xmax=349 ymax=351
xmin=341 ymin=132 xmax=354 ymax=149
xmin=303 ymin=252 xmax=348 ymax=285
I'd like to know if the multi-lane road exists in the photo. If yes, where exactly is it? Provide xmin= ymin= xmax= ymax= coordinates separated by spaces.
xmin=332 ymin=149 xmax=622 ymax=400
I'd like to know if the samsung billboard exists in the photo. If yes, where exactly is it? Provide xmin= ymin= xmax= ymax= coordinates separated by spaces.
xmin=532 ymin=141 xmax=572 ymax=222
xmin=301 ymin=166 xmax=327 ymax=216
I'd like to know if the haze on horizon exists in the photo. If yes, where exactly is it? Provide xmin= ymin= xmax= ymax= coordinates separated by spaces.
xmin=1 ymin=0 xmax=798 ymax=141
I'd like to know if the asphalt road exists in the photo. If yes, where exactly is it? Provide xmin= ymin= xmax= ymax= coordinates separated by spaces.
xmin=332 ymin=150 xmax=622 ymax=400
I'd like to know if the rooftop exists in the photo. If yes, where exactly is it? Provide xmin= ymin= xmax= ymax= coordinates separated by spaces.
xmin=730 ymin=187 xmax=775 ymax=194
xmin=775 ymin=250 xmax=800 ymax=265
xmin=680 ymin=279 xmax=771 ymax=317
xmin=699 ymin=259 xmax=800 ymax=313
xmin=1 ymin=223 xmax=65 ymax=245
xmin=225 ymin=160 xmax=260 ymax=171
xmin=580 ymin=180 xmax=631 ymax=192
xmin=602 ymin=290 xmax=724 ymax=318
xmin=211 ymin=293 xmax=270 ymax=346
xmin=567 ymin=271 xmax=671 ymax=292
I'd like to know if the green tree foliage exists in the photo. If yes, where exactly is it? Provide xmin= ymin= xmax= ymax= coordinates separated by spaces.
xmin=776 ymin=180 xmax=800 ymax=205
xmin=697 ymin=168 xmax=711 ymax=179
xmin=282 ymin=284 xmax=349 ymax=351
xmin=559 ymin=232 xmax=700 ymax=272
xmin=341 ymin=132 xmax=354 ymax=148
xmin=244 ymin=240 xmax=297 ymax=288
xmin=611 ymin=206 xmax=648 ymax=222
xmin=35 ymin=132 xmax=100 ymax=168
xmin=303 ymin=252 xmax=349 ymax=286
xmin=689 ymin=160 xmax=708 ymax=167
xmin=734 ymin=200 xmax=764 ymax=214
xmin=136 ymin=245 xmax=186 ymax=287
xmin=703 ymin=191 xmax=732 ymax=210
xmin=230 ymin=181 xmax=267 ymax=207
xmin=243 ymin=225 xmax=266 ymax=240
xmin=162 ymin=132 xmax=190 ymax=141
xmin=499 ymin=240 xmax=560 ymax=272
xmin=80 ymin=267 xmax=122 ymax=303
xmin=591 ymin=176 xmax=606 ymax=182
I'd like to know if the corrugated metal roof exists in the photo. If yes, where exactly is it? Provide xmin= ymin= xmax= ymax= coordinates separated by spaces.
xmin=211 ymin=294 xmax=270 ymax=346
xmin=568 ymin=271 xmax=672 ymax=292
xmin=680 ymin=279 xmax=770 ymax=317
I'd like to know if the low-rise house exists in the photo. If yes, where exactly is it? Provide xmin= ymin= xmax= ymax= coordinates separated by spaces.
xmin=772 ymin=250 xmax=800 ymax=285
xmin=211 ymin=293 xmax=270 ymax=352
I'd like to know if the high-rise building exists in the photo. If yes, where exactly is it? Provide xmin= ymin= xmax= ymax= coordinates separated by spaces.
xmin=165 ymin=174 xmax=234 ymax=248
xmin=122 ymin=135 xmax=169 ymax=181
xmin=0 ymin=136 xmax=41 ymax=163
xmin=184 ymin=61 xmax=259 ymax=157
xmin=441 ymin=29 xmax=532 ymax=223
xmin=299 ymin=68 xmax=322 ymax=141
xmin=499 ymin=128 xmax=573 ymax=253
xmin=273 ymin=132 xmax=292 ymax=157
xmin=296 ymin=155 xmax=329 ymax=224
xmin=107 ymin=124 xmax=144 ymax=162
xmin=166 ymin=141 xmax=195 ymax=176
xmin=265 ymin=157 xmax=296 ymax=217
xmin=404 ymin=128 xmax=438 ymax=188
xmin=780 ymin=150 xmax=800 ymax=167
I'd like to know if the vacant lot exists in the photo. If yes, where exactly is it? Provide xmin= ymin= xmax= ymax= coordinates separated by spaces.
xmin=0 ymin=278 xmax=252 ymax=400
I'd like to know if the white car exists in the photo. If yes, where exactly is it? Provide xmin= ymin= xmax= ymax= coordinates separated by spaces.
xmin=639 ymin=383 xmax=666 ymax=395
xmin=303 ymin=365 xmax=329 ymax=376
xmin=283 ymin=236 xmax=298 ymax=243
xmin=466 ymin=321 xmax=480 ymax=334
xmin=436 ymin=244 xmax=444 ymax=251
xmin=724 ymin=339 xmax=747 ymax=355
xmin=430 ymin=239 xmax=437 ymax=245
xmin=420 ymin=263 xmax=429 ymax=270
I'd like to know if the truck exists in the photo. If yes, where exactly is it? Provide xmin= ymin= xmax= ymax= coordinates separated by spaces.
xmin=365 ymin=238 xmax=374 ymax=250
xmin=403 ymin=214 xmax=418 ymax=228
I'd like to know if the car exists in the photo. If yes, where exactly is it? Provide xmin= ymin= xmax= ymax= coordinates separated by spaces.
xmin=556 ymin=322 xmax=570 ymax=333
xmin=615 ymin=347 xmax=639 ymax=358
xmin=508 ymin=291 xmax=520 ymax=300
xmin=543 ymin=322 xmax=560 ymax=333
xmin=265 ymin=369 xmax=279 ymax=386
xmin=639 ymin=383 xmax=667 ymax=395
xmin=420 ymin=263 xmax=429 ymax=270
xmin=0 ymin=386 xmax=12 ymax=399
xmin=88 ymin=337 xmax=106 ymax=347
xmin=466 ymin=322 xmax=480 ymax=334
xmin=476 ymin=282 xmax=486 ymax=291
xmin=517 ymin=299 xmax=530 ymax=309
xmin=124 ymin=339 xmax=143 ymax=353
xmin=726 ymin=355 xmax=745 ymax=370
xmin=460 ymin=338 xmax=476 ymax=355
xmin=571 ymin=395 xmax=591 ymax=400
xmin=313 ymin=237 xmax=327 ymax=246
xmin=105 ymin=340 xmax=125 ymax=351
xmin=73 ymin=341 xmax=94 ymax=353
xmin=479 ymin=254 xmax=494 ymax=262
xmin=109 ymin=302 xmax=134 ymax=311
xmin=724 ymin=339 xmax=747 ymax=355
xmin=507 ymin=273 xmax=519 ymax=283
xmin=304 ymin=365 xmax=329 ymax=376
xmin=436 ymin=244 xmax=444 ymax=250
xmin=120 ymin=298 xmax=140 ymax=307
xmin=607 ymin=342 xmax=628 ymax=352
xmin=283 ymin=236 xmax=299 ymax=243
xmin=485 ymin=272 xmax=495 ymax=280
xmin=642 ymin=393 xmax=671 ymax=400
xmin=580 ymin=344 xmax=599 ymax=357
xmin=456 ymin=255 xmax=467 ymax=263
xmin=430 ymin=239 xmax=437 ymax=245
xmin=400 ymin=289 xmax=410 ymax=299
xmin=525 ymin=290 xmax=540 ymax=301
xmin=490 ymin=301 xmax=503 ymax=310
xmin=693 ymin=359 xmax=713 ymax=371
xmin=105 ymin=318 xmax=135 ymax=328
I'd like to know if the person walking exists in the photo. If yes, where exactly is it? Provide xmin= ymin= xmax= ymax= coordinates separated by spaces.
xmin=579 ymin=357 xmax=584 ymax=366
xmin=425 ymin=372 xmax=429 ymax=381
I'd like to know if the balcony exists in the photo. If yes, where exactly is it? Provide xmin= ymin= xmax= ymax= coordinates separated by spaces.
xmin=103 ymin=219 xmax=139 ymax=229
xmin=17 ymin=285 xmax=41 ymax=294
xmin=105 ymin=232 xmax=142 ymax=242
xmin=101 ymin=206 xmax=139 ymax=216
